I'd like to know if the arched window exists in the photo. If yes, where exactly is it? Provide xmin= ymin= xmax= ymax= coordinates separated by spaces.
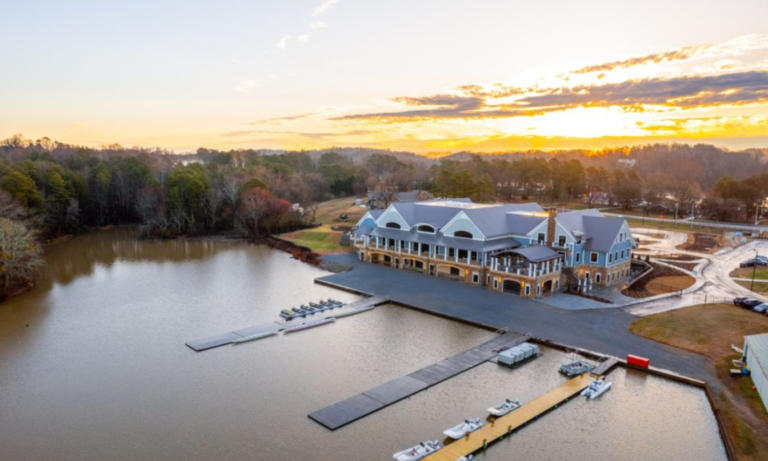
xmin=454 ymin=230 xmax=473 ymax=239
xmin=385 ymin=222 xmax=401 ymax=229
xmin=417 ymin=225 xmax=435 ymax=233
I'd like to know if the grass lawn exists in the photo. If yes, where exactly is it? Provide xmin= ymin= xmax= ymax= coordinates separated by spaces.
xmin=731 ymin=267 xmax=768 ymax=281
xmin=630 ymin=304 xmax=768 ymax=460
xmin=281 ymin=196 xmax=367 ymax=254
xmin=736 ymin=280 xmax=768 ymax=294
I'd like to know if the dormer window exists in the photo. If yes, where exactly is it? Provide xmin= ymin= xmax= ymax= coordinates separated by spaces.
xmin=417 ymin=225 xmax=435 ymax=233
xmin=454 ymin=230 xmax=473 ymax=239
xmin=385 ymin=222 xmax=401 ymax=229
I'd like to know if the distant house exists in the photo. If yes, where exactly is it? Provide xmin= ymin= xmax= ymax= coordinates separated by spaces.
xmin=744 ymin=334 xmax=768 ymax=412
xmin=350 ymin=200 xmax=634 ymax=298
xmin=367 ymin=189 xmax=434 ymax=210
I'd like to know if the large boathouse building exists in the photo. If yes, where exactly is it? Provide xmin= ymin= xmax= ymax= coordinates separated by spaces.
xmin=350 ymin=200 xmax=634 ymax=298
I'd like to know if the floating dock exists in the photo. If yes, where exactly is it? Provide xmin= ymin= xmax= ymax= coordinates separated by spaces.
xmin=308 ymin=331 xmax=529 ymax=430
xmin=185 ymin=296 xmax=388 ymax=352
xmin=185 ymin=323 xmax=284 ymax=352
xmin=422 ymin=373 xmax=597 ymax=461
xmin=591 ymin=357 xmax=619 ymax=376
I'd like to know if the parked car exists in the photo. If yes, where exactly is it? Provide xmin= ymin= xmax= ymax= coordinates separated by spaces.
xmin=742 ymin=299 xmax=763 ymax=309
xmin=734 ymin=297 xmax=749 ymax=306
xmin=757 ymin=255 xmax=768 ymax=263
xmin=753 ymin=303 xmax=768 ymax=313
xmin=740 ymin=259 xmax=768 ymax=268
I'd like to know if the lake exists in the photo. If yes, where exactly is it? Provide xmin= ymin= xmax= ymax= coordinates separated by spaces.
xmin=0 ymin=229 xmax=727 ymax=461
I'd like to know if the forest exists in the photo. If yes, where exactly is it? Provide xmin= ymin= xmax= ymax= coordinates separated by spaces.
xmin=2 ymin=133 xmax=768 ymax=299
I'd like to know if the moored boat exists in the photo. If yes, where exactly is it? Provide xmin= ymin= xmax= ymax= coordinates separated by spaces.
xmin=291 ymin=307 xmax=307 ymax=317
xmin=393 ymin=440 xmax=441 ymax=461
xmin=280 ymin=309 xmax=294 ymax=319
xmin=559 ymin=360 xmax=595 ymax=376
xmin=487 ymin=398 xmax=521 ymax=417
xmin=581 ymin=379 xmax=612 ymax=399
xmin=443 ymin=418 xmax=482 ymax=439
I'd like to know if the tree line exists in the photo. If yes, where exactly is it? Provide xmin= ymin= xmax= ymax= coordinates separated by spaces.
xmin=2 ymin=134 xmax=768 ymax=299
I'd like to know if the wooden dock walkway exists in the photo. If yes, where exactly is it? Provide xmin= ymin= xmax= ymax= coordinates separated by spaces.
xmin=423 ymin=373 xmax=595 ymax=461
xmin=186 ymin=296 xmax=388 ymax=352
xmin=309 ymin=331 xmax=529 ymax=430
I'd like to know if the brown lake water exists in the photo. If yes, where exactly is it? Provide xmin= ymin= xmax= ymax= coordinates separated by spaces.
xmin=0 ymin=229 xmax=727 ymax=461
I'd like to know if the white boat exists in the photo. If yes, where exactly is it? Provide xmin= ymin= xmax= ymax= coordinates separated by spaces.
xmin=393 ymin=440 xmax=441 ymax=461
xmin=443 ymin=418 xmax=482 ymax=439
xmin=581 ymin=379 xmax=612 ymax=399
xmin=559 ymin=360 xmax=594 ymax=376
xmin=231 ymin=330 xmax=280 ymax=344
xmin=284 ymin=317 xmax=335 ymax=333
xmin=487 ymin=398 xmax=521 ymax=416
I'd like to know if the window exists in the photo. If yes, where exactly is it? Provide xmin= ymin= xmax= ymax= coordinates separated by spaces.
xmin=590 ymin=252 xmax=598 ymax=263
xmin=537 ymin=233 xmax=545 ymax=244
xmin=472 ymin=273 xmax=479 ymax=283
xmin=575 ymin=252 xmax=581 ymax=263
xmin=417 ymin=225 xmax=435 ymax=233
xmin=608 ymin=253 xmax=613 ymax=263
xmin=558 ymin=235 xmax=566 ymax=247
xmin=536 ymin=285 xmax=541 ymax=295
xmin=525 ymin=285 xmax=531 ymax=295
xmin=621 ymin=250 xmax=625 ymax=259
xmin=596 ymin=273 xmax=602 ymax=283
xmin=493 ymin=279 xmax=499 ymax=289
xmin=385 ymin=222 xmax=401 ymax=229
xmin=454 ymin=230 xmax=473 ymax=239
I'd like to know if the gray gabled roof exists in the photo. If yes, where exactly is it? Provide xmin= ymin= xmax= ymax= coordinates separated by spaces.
xmin=555 ymin=209 xmax=603 ymax=236
xmin=583 ymin=216 xmax=624 ymax=252
xmin=367 ymin=227 xmax=520 ymax=252
xmin=746 ymin=333 xmax=768 ymax=378
xmin=461 ymin=203 xmax=544 ymax=238
xmin=507 ymin=245 xmax=560 ymax=262
xmin=394 ymin=190 xmax=424 ymax=202
xmin=505 ymin=213 xmax=547 ymax=236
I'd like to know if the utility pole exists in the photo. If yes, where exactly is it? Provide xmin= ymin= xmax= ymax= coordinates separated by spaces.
xmin=752 ymin=249 xmax=759 ymax=293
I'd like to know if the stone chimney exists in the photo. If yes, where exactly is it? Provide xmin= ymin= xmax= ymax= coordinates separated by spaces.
xmin=546 ymin=207 xmax=557 ymax=246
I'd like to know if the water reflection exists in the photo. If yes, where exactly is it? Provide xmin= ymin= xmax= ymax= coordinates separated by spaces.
xmin=0 ymin=230 xmax=727 ymax=461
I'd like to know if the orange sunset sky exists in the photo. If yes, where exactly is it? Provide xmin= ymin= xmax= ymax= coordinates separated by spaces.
xmin=2 ymin=0 xmax=768 ymax=153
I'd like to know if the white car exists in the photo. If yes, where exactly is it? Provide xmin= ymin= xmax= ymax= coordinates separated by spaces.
xmin=753 ymin=303 xmax=768 ymax=314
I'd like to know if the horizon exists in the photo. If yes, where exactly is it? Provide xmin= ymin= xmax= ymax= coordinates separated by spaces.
xmin=3 ymin=0 xmax=768 ymax=153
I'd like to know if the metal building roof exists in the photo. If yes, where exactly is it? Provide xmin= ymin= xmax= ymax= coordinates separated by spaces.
xmin=746 ymin=333 xmax=768 ymax=378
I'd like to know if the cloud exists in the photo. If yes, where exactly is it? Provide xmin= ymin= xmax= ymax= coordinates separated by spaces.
xmin=518 ymin=71 xmax=768 ymax=109
xmin=573 ymin=34 xmax=768 ymax=74
xmin=312 ymin=0 xmax=339 ymax=17
xmin=309 ymin=21 xmax=327 ymax=30
xmin=573 ymin=45 xmax=710 ymax=74
xmin=276 ymin=35 xmax=291 ymax=50
xmin=250 ymin=113 xmax=315 ymax=125
xmin=297 ymin=34 xmax=310 ymax=43
xmin=233 ymin=79 xmax=259 ymax=93
xmin=222 ymin=128 xmax=375 ymax=139
xmin=333 ymin=71 xmax=768 ymax=123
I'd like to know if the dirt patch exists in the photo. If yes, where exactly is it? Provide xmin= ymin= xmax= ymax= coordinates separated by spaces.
xmin=630 ymin=304 xmax=768 ymax=461
xmin=645 ymin=275 xmax=696 ymax=295
xmin=331 ymin=225 xmax=352 ymax=232
xmin=622 ymin=262 xmax=691 ymax=298
xmin=676 ymin=232 xmax=723 ymax=253
xmin=258 ymin=236 xmax=322 ymax=266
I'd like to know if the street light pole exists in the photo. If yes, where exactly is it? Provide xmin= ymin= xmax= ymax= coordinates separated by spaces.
xmin=752 ymin=249 xmax=759 ymax=293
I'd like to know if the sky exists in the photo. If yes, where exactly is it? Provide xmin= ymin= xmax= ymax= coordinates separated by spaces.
xmin=2 ymin=0 xmax=768 ymax=153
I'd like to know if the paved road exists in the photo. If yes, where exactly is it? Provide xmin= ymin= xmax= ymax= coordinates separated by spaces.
xmin=320 ymin=253 xmax=716 ymax=386
xmin=626 ymin=228 xmax=768 ymax=316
